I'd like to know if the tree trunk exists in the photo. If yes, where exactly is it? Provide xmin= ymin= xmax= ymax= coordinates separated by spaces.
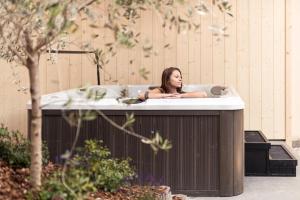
xmin=28 ymin=53 xmax=42 ymax=189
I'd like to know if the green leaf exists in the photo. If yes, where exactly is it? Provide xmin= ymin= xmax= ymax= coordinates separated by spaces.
xmin=63 ymin=97 xmax=73 ymax=108
xmin=89 ymin=24 xmax=100 ymax=28
xmin=122 ymin=113 xmax=135 ymax=128
xmin=139 ymin=67 xmax=150 ymax=80
xmin=82 ymin=111 xmax=97 ymax=121
xmin=61 ymin=150 xmax=71 ymax=160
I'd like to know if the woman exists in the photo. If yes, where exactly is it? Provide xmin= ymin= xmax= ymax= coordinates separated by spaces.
xmin=138 ymin=67 xmax=207 ymax=100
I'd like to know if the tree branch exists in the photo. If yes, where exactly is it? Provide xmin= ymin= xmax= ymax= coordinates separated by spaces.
xmin=34 ymin=2 xmax=69 ymax=52
xmin=34 ymin=31 xmax=57 ymax=52
xmin=61 ymin=110 xmax=83 ymax=197
xmin=78 ymin=0 xmax=99 ymax=12
xmin=95 ymin=109 xmax=148 ymax=141
xmin=0 ymin=26 xmax=27 ymax=65
xmin=7 ymin=46 xmax=27 ymax=66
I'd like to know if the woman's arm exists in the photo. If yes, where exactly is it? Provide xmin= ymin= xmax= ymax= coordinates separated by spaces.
xmin=138 ymin=88 xmax=177 ymax=100
xmin=177 ymin=91 xmax=207 ymax=98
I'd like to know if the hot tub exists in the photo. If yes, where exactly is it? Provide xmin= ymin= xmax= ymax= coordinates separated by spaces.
xmin=27 ymin=84 xmax=245 ymax=197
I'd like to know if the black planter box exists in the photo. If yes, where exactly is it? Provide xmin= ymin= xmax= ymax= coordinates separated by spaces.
xmin=269 ymin=145 xmax=298 ymax=177
xmin=245 ymin=130 xmax=271 ymax=176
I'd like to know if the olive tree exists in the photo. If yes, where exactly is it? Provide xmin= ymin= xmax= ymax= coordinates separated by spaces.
xmin=0 ymin=0 xmax=104 ymax=189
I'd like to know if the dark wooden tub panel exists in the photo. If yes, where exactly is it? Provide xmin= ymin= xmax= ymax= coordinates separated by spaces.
xmin=30 ymin=109 xmax=244 ymax=197
xmin=92 ymin=114 xmax=220 ymax=195
xmin=233 ymin=110 xmax=244 ymax=195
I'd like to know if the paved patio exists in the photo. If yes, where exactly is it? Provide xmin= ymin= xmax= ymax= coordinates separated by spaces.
xmin=191 ymin=144 xmax=300 ymax=200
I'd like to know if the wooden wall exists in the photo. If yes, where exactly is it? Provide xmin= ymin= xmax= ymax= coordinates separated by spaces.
xmin=0 ymin=0 xmax=287 ymax=140
xmin=286 ymin=0 xmax=300 ymax=146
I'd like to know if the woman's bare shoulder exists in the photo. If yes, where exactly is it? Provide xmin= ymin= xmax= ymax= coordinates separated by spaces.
xmin=149 ymin=87 xmax=163 ymax=93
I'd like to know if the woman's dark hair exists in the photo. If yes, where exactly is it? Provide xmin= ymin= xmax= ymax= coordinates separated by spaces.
xmin=160 ymin=67 xmax=183 ymax=93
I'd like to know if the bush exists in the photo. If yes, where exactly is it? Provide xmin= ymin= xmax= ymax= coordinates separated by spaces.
xmin=137 ymin=189 xmax=157 ymax=200
xmin=73 ymin=140 xmax=136 ymax=192
xmin=0 ymin=124 xmax=49 ymax=168
xmin=36 ymin=140 xmax=135 ymax=199
xmin=36 ymin=169 xmax=96 ymax=200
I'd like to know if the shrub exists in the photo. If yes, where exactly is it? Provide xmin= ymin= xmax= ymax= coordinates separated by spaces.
xmin=36 ymin=140 xmax=135 ymax=199
xmin=36 ymin=169 xmax=96 ymax=200
xmin=72 ymin=140 xmax=136 ymax=192
xmin=137 ymin=190 xmax=157 ymax=200
xmin=0 ymin=124 xmax=49 ymax=168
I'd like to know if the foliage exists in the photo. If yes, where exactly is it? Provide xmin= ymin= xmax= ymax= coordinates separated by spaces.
xmin=72 ymin=140 xmax=135 ymax=192
xmin=137 ymin=190 xmax=156 ymax=200
xmin=141 ymin=131 xmax=172 ymax=153
xmin=105 ymin=0 xmax=233 ymax=46
xmin=36 ymin=140 xmax=135 ymax=199
xmin=36 ymin=170 xmax=95 ymax=200
xmin=0 ymin=124 xmax=49 ymax=169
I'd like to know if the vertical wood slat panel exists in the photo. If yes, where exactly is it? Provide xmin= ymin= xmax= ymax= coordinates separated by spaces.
xmin=164 ymin=11 xmax=177 ymax=72
xmin=128 ymin=10 xmax=141 ymax=85
xmin=249 ymin=0 xmax=262 ymax=130
xmin=273 ymin=0 xmax=286 ymax=139
xmin=140 ymin=10 xmax=153 ymax=84
xmin=236 ymin=0 xmax=250 ymax=130
xmin=188 ymin=13 xmax=201 ymax=84
xmin=116 ymin=46 xmax=129 ymax=85
xmin=200 ymin=1 xmax=213 ymax=84
xmin=188 ymin=0 xmax=201 ymax=84
xmin=181 ymin=116 xmax=194 ymax=189
xmin=168 ymin=116 xmax=181 ymax=190
xmin=104 ymin=27 xmax=117 ymax=84
xmin=102 ymin=2 xmax=116 ymax=84
xmin=50 ymin=36 xmax=71 ymax=92
xmin=81 ymin=17 xmax=103 ymax=86
xmin=152 ymin=116 xmax=169 ymax=185
xmin=69 ymin=54 xmax=82 ymax=88
xmin=233 ymin=110 xmax=244 ymax=194
xmin=261 ymin=0 xmax=274 ymax=137
xmin=212 ymin=5 xmax=225 ymax=85
xmin=285 ymin=0 xmax=292 ymax=145
xmin=219 ymin=111 xmax=234 ymax=196
xmin=224 ymin=0 xmax=237 ymax=87
xmin=152 ymin=11 xmax=165 ymax=85
xmin=69 ymin=19 xmax=83 ymax=88
xmin=177 ymin=6 xmax=189 ymax=82
xmin=56 ymin=54 xmax=70 ymax=91
xmin=46 ymin=54 xmax=60 ymax=93
xmin=0 ymin=61 xmax=30 ymax=135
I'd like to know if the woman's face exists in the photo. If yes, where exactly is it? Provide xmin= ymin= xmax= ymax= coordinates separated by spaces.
xmin=169 ymin=70 xmax=182 ymax=88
